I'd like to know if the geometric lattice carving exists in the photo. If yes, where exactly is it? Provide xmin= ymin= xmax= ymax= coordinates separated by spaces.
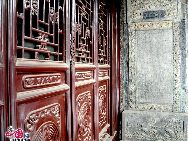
xmin=75 ymin=0 xmax=93 ymax=63
xmin=98 ymin=0 xmax=108 ymax=64
xmin=17 ymin=0 xmax=65 ymax=61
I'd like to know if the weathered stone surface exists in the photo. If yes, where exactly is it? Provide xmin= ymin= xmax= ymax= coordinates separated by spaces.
xmin=136 ymin=29 xmax=173 ymax=105
xmin=127 ymin=0 xmax=182 ymax=23
xmin=120 ymin=0 xmax=188 ymax=140
xmin=122 ymin=110 xmax=187 ymax=141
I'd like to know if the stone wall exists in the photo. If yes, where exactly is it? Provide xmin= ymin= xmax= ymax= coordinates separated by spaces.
xmin=120 ymin=0 xmax=188 ymax=140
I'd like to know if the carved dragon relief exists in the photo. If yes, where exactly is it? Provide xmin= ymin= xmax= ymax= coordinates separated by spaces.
xmin=24 ymin=103 xmax=61 ymax=136
xmin=76 ymin=91 xmax=93 ymax=141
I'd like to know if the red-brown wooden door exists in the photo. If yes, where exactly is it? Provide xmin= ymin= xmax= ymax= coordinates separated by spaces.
xmin=4 ymin=0 xmax=120 ymax=140
xmin=70 ymin=0 xmax=118 ymax=140
xmin=0 ymin=0 xmax=7 ymax=140
xmin=7 ymin=0 xmax=71 ymax=140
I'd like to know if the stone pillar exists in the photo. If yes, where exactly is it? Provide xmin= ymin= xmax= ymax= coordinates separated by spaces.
xmin=121 ymin=0 xmax=188 ymax=140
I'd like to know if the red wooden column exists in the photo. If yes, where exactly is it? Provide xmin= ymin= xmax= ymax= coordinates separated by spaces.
xmin=0 ymin=0 xmax=8 ymax=140
xmin=110 ymin=0 xmax=120 ymax=139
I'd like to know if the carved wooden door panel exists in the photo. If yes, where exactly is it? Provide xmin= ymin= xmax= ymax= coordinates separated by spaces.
xmin=10 ymin=0 xmax=71 ymax=140
xmin=71 ymin=0 xmax=112 ymax=140
xmin=0 ymin=0 xmax=7 ymax=140
xmin=6 ymin=0 xmax=119 ymax=140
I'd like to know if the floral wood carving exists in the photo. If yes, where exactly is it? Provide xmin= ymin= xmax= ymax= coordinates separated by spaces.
xmin=75 ymin=0 xmax=93 ymax=63
xmin=31 ymin=0 xmax=38 ymax=15
xmin=32 ymin=121 xmax=60 ymax=141
xmin=24 ymin=0 xmax=31 ymax=9
xmin=99 ymin=70 xmax=108 ymax=78
xmin=76 ymin=91 xmax=93 ymax=141
xmin=24 ymin=103 xmax=61 ymax=132
xmin=75 ymin=71 xmax=92 ymax=81
xmin=99 ymin=85 xmax=108 ymax=129
xmin=22 ymin=73 xmax=61 ymax=88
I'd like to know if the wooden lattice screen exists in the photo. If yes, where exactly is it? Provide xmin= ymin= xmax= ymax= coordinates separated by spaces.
xmin=17 ymin=0 xmax=65 ymax=61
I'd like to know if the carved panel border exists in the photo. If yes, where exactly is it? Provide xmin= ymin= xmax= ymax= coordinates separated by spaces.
xmin=128 ymin=21 xmax=181 ymax=112
xmin=75 ymin=71 xmax=93 ymax=81
xmin=22 ymin=73 xmax=61 ymax=89
xmin=24 ymin=103 xmax=61 ymax=132
xmin=120 ymin=0 xmax=128 ymax=111
xmin=127 ymin=0 xmax=178 ymax=23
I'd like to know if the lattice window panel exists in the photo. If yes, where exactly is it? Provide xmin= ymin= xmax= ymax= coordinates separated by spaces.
xmin=75 ymin=0 xmax=93 ymax=63
xmin=17 ymin=0 xmax=65 ymax=61
xmin=98 ymin=0 xmax=109 ymax=64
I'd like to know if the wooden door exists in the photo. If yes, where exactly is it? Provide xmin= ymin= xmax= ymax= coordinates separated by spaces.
xmin=0 ymin=0 xmax=7 ymax=140
xmin=8 ymin=0 xmax=71 ymax=140
xmin=71 ymin=0 xmax=119 ymax=140
xmin=5 ymin=0 xmax=120 ymax=140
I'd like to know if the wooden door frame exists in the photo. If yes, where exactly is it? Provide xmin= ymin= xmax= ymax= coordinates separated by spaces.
xmin=110 ymin=0 xmax=120 ymax=139
xmin=6 ymin=0 xmax=120 ymax=140
xmin=70 ymin=0 xmax=120 ymax=140
xmin=7 ymin=0 xmax=72 ymax=140
xmin=1 ymin=0 xmax=8 ymax=140
xmin=7 ymin=0 xmax=17 ymax=130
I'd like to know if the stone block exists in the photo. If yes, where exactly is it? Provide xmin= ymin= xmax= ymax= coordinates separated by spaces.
xmin=122 ymin=110 xmax=188 ymax=141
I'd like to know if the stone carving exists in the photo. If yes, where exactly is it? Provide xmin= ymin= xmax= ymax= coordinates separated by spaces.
xmin=22 ymin=73 xmax=61 ymax=88
xmin=128 ymin=27 xmax=136 ymax=109
xmin=32 ymin=121 xmax=60 ymax=141
xmin=136 ymin=29 xmax=173 ymax=103
xmin=123 ymin=111 xmax=185 ymax=141
xmin=120 ymin=0 xmax=129 ymax=111
xmin=172 ymin=22 xmax=182 ymax=112
xmin=99 ymin=85 xmax=107 ymax=129
xmin=127 ymin=0 xmax=177 ymax=22
xmin=76 ymin=91 xmax=92 ymax=141
xmin=143 ymin=10 xmax=165 ymax=20
xmin=24 ymin=103 xmax=61 ymax=132
xmin=75 ymin=71 xmax=92 ymax=81
xmin=128 ymin=21 xmax=183 ymax=111
xmin=129 ymin=21 xmax=172 ymax=30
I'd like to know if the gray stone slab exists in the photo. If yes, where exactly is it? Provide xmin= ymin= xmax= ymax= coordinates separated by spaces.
xmin=135 ymin=29 xmax=174 ymax=105
xmin=122 ymin=110 xmax=188 ymax=141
